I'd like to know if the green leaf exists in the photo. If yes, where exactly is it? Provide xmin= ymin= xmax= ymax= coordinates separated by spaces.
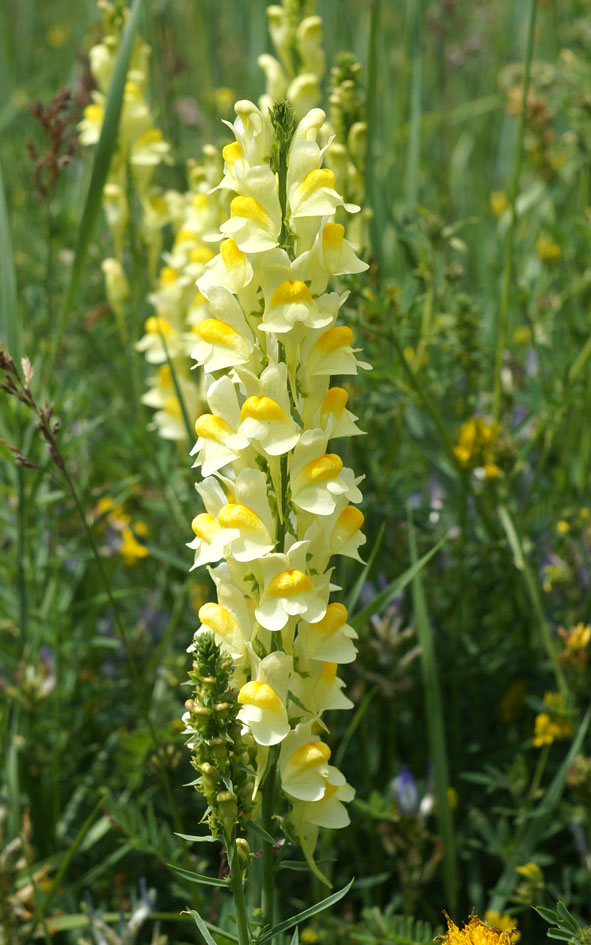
xmin=184 ymin=908 xmax=220 ymax=945
xmin=350 ymin=533 xmax=446 ymax=630
xmin=248 ymin=819 xmax=277 ymax=846
xmin=257 ymin=878 xmax=354 ymax=945
xmin=50 ymin=0 xmax=144 ymax=371
xmin=556 ymin=902 xmax=580 ymax=933
xmin=0 ymin=154 xmax=20 ymax=360
xmin=534 ymin=907 xmax=560 ymax=925
xmin=169 ymin=863 xmax=229 ymax=888
xmin=174 ymin=831 xmax=219 ymax=843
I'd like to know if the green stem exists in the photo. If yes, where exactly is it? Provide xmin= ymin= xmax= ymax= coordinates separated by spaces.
xmin=498 ymin=504 xmax=567 ymax=696
xmin=492 ymin=0 xmax=538 ymax=419
xmin=261 ymin=750 xmax=278 ymax=935
xmin=227 ymin=839 xmax=251 ymax=945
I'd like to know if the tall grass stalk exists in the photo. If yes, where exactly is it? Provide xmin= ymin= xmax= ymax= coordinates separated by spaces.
xmin=408 ymin=511 xmax=457 ymax=914
xmin=492 ymin=0 xmax=538 ymax=420
xmin=0 ymin=157 xmax=20 ymax=361
xmin=405 ymin=0 xmax=423 ymax=209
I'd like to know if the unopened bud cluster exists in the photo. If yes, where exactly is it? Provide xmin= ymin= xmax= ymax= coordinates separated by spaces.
xmin=183 ymin=632 xmax=256 ymax=839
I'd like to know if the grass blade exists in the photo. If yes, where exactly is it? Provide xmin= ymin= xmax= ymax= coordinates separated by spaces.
xmin=50 ymin=0 xmax=144 ymax=372
xmin=345 ymin=520 xmax=385 ymax=613
xmin=168 ymin=863 xmax=229 ymax=888
xmin=350 ymin=533 xmax=447 ymax=631
xmin=257 ymin=878 xmax=354 ymax=945
xmin=408 ymin=512 xmax=457 ymax=913
xmin=0 ymin=154 xmax=20 ymax=360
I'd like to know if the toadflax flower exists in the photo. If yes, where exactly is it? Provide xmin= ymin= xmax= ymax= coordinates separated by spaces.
xmin=184 ymin=96 xmax=368 ymax=883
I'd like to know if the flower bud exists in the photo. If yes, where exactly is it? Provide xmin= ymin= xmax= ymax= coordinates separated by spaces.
xmin=235 ymin=837 xmax=251 ymax=872
xmin=216 ymin=790 xmax=238 ymax=835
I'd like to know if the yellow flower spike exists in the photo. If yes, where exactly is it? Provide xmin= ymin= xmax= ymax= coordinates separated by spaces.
xmin=186 ymin=100 xmax=365 ymax=859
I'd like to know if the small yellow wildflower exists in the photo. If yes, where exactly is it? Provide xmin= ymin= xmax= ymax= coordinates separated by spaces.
xmin=438 ymin=912 xmax=519 ymax=945
xmin=120 ymin=526 xmax=149 ymax=566
xmin=536 ymin=237 xmax=561 ymax=264
xmin=565 ymin=622 xmax=591 ymax=650
xmin=556 ymin=519 xmax=571 ymax=534
xmin=490 ymin=191 xmax=508 ymax=217
xmin=515 ymin=862 xmax=543 ymax=883
xmin=533 ymin=692 xmax=574 ymax=747
xmin=558 ymin=622 xmax=591 ymax=663
xmin=300 ymin=929 xmax=320 ymax=945
xmin=484 ymin=912 xmax=520 ymax=942
xmin=453 ymin=417 xmax=502 ymax=473
xmin=96 ymin=496 xmax=130 ymax=529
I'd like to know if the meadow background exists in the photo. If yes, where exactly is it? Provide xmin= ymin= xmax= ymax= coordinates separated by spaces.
xmin=1 ymin=1 xmax=591 ymax=943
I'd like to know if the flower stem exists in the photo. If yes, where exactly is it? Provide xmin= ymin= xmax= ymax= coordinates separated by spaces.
xmin=492 ymin=0 xmax=538 ymax=420
xmin=261 ymin=749 xmax=278 ymax=936
xmin=227 ymin=839 xmax=251 ymax=945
